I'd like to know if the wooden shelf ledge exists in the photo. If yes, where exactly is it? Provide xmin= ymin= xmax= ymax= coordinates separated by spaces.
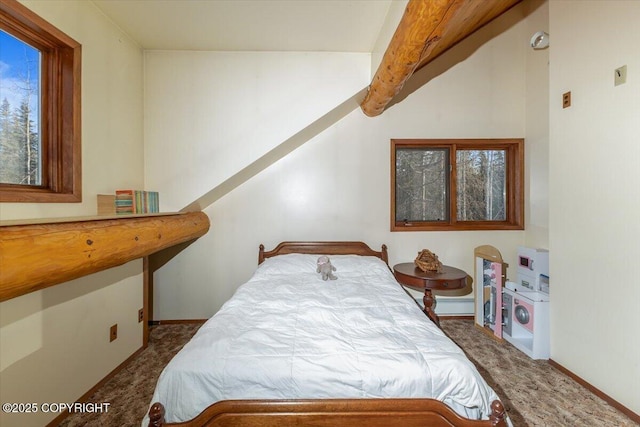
xmin=0 ymin=211 xmax=210 ymax=302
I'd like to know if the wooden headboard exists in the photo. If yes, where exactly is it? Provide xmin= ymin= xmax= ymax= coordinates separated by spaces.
xmin=259 ymin=241 xmax=388 ymax=265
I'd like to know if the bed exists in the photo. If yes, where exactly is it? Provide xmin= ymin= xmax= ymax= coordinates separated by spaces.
xmin=145 ymin=241 xmax=509 ymax=427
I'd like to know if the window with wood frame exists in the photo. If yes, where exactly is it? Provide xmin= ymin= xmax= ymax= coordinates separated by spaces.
xmin=0 ymin=0 xmax=81 ymax=203
xmin=391 ymin=139 xmax=524 ymax=231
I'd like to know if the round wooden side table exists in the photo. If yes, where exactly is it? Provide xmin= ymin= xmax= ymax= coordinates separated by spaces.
xmin=393 ymin=262 xmax=467 ymax=327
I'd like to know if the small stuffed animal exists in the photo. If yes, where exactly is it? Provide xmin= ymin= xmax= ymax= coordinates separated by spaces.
xmin=316 ymin=255 xmax=337 ymax=280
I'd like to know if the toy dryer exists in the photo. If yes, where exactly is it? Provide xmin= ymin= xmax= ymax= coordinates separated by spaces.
xmin=503 ymin=246 xmax=550 ymax=359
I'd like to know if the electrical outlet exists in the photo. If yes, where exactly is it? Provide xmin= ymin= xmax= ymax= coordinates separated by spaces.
xmin=138 ymin=308 xmax=144 ymax=323
xmin=615 ymin=65 xmax=627 ymax=86
xmin=562 ymin=91 xmax=571 ymax=108
xmin=110 ymin=324 xmax=118 ymax=342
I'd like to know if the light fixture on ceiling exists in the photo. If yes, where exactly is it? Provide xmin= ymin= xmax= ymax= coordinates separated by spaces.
xmin=530 ymin=31 xmax=549 ymax=50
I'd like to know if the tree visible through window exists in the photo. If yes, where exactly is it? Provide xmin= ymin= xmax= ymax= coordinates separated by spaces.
xmin=391 ymin=139 xmax=524 ymax=231
xmin=395 ymin=147 xmax=450 ymax=222
xmin=456 ymin=149 xmax=506 ymax=221
xmin=0 ymin=29 xmax=41 ymax=186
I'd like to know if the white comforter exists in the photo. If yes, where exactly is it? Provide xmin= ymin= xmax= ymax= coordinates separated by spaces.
xmin=143 ymin=254 xmax=502 ymax=425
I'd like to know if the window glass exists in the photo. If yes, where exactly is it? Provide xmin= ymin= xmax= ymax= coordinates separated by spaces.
xmin=0 ymin=29 xmax=42 ymax=186
xmin=395 ymin=147 xmax=449 ymax=222
xmin=456 ymin=149 xmax=506 ymax=221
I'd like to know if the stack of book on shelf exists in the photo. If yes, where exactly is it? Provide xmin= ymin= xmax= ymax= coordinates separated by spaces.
xmin=116 ymin=190 xmax=160 ymax=215
xmin=97 ymin=190 xmax=160 ymax=215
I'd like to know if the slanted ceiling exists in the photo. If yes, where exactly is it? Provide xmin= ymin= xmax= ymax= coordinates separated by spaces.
xmin=361 ymin=0 xmax=522 ymax=117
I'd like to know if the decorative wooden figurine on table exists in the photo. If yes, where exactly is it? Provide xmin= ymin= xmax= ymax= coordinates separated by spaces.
xmin=414 ymin=249 xmax=444 ymax=273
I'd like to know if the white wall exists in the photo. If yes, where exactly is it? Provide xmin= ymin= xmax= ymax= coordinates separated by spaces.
xmin=523 ymin=0 xmax=549 ymax=249
xmin=549 ymin=1 xmax=640 ymax=415
xmin=0 ymin=263 xmax=143 ymax=427
xmin=144 ymin=51 xmax=371 ymax=212
xmin=0 ymin=1 xmax=144 ymax=426
xmin=145 ymin=3 xmax=532 ymax=321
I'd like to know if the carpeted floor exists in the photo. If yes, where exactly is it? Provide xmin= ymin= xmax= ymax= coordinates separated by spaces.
xmin=59 ymin=319 xmax=637 ymax=427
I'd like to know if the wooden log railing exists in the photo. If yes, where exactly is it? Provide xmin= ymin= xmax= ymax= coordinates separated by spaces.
xmin=0 ymin=212 xmax=210 ymax=302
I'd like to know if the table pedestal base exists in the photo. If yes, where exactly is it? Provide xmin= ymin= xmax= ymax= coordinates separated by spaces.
xmin=423 ymin=289 xmax=440 ymax=327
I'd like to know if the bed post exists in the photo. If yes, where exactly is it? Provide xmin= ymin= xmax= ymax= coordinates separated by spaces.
xmin=148 ymin=402 xmax=165 ymax=427
xmin=381 ymin=244 xmax=389 ymax=264
xmin=489 ymin=400 xmax=507 ymax=426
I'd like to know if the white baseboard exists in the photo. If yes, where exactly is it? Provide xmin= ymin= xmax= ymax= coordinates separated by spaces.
xmin=404 ymin=288 xmax=474 ymax=316
xmin=433 ymin=297 xmax=474 ymax=316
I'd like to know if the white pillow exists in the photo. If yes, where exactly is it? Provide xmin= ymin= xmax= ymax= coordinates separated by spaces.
xmin=257 ymin=253 xmax=317 ymax=275
xmin=328 ymin=255 xmax=388 ymax=273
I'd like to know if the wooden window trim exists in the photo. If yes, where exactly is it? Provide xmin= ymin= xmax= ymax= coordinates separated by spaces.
xmin=391 ymin=138 xmax=524 ymax=232
xmin=0 ymin=0 xmax=81 ymax=203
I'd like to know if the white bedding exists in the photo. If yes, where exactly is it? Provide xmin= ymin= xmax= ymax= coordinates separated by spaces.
xmin=143 ymin=254 xmax=503 ymax=425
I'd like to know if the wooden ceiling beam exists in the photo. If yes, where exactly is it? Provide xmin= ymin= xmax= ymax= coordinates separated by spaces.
xmin=360 ymin=0 xmax=521 ymax=117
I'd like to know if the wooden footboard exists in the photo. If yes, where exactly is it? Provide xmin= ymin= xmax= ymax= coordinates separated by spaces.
xmin=148 ymin=398 xmax=507 ymax=427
